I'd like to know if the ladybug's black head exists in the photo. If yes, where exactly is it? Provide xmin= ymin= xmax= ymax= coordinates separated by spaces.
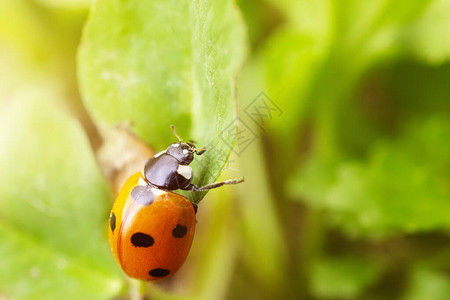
xmin=166 ymin=126 xmax=206 ymax=165
xmin=166 ymin=142 xmax=195 ymax=164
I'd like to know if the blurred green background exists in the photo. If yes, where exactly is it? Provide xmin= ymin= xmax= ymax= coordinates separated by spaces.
xmin=1 ymin=0 xmax=450 ymax=299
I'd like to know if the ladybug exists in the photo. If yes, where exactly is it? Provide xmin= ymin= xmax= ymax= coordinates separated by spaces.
xmin=109 ymin=126 xmax=243 ymax=280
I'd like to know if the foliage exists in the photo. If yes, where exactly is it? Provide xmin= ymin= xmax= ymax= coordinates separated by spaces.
xmin=0 ymin=90 xmax=121 ymax=299
xmin=78 ymin=0 xmax=246 ymax=203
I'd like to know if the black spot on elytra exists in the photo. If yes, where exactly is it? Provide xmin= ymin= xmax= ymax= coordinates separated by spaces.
xmin=110 ymin=212 xmax=116 ymax=232
xmin=130 ymin=185 xmax=155 ymax=206
xmin=131 ymin=232 xmax=154 ymax=247
xmin=172 ymin=224 xmax=187 ymax=238
xmin=149 ymin=268 xmax=170 ymax=277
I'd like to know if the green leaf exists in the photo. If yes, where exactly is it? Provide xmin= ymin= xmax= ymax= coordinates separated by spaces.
xmin=261 ymin=0 xmax=435 ymax=143
xmin=262 ymin=26 xmax=325 ymax=133
xmin=235 ymin=141 xmax=289 ymax=293
xmin=257 ymin=1 xmax=435 ymax=181
xmin=0 ymin=93 xmax=122 ymax=299
xmin=386 ymin=62 xmax=450 ymax=116
xmin=35 ymin=0 xmax=92 ymax=9
xmin=400 ymin=0 xmax=450 ymax=64
xmin=0 ymin=222 xmax=121 ymax=300
xmin=290 ymin=117 xmax=450 ymax=237
xmin=266 ymin=0 xmax=332 ymax=41
xmin=403 ymin=266 xmax=450 ymax=300
xmin=310 ymin=256 xmax=383 ymax=299
xmin=78 ymin=0 xmax=246 ymax=202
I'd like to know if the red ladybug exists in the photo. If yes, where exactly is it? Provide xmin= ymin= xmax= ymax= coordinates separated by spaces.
xmin=109 ymin=126 xmax=243 ymax=280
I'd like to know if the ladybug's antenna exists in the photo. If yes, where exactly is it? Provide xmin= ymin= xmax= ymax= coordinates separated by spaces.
xmin=170 ymin=125 xmax=183 ymax=143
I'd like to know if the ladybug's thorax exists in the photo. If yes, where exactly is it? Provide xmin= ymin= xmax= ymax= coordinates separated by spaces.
xmin=166 ymin=142 xmax=194 ymax=165
xmin=143 ymin=142 xmax=195 ymax=190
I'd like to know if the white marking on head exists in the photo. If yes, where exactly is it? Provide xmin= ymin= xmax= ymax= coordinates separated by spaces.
xmin=177 ymin=165 xmax=193 ymax=180
xmin=173 ymin=143 xmax=180 ymax=147
xmin=182 ymin=149 xmax=188 ymax=154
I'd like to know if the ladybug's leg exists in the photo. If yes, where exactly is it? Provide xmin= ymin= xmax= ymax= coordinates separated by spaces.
xmin=184 ymin=178 xmax=244 ymax=191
